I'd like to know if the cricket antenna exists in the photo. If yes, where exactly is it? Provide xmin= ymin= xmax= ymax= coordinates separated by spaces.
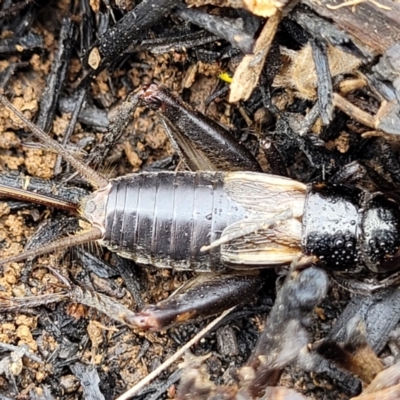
xmin=0 ymin=94 xmax=109 ymax=189
xmin=0 ymin=183 xmax=79 ymax=211
xmin=0 ymin=228 xmax=102 ymax=266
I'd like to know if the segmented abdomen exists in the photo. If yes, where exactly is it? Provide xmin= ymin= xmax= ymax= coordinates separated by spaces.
xmin=101 ymin=171 xmax=246 ymax=271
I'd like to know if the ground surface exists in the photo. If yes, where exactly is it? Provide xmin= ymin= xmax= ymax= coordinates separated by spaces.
xmin=0 ymin=1 xmax=399 ymax=399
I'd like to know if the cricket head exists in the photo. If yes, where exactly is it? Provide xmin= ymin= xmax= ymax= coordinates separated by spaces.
xmin=80 ymin=183 xmax=111 ymax=236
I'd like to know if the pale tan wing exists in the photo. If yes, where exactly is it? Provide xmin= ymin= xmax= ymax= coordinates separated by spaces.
xmin=219 ymin=217 xmax=303 ymax=267
xmin=224 ymin=172 xmax=307 ymax=218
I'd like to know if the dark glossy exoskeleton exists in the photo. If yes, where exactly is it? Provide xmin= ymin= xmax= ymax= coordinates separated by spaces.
xmin=303 ymin=182 xmax=400 ymax=273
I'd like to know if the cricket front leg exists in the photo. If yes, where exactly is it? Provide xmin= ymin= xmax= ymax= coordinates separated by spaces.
xmin=125 ymin=272 xmax=264 ymax=331
xmin=238 ymin=265 xmax=329 ymax=398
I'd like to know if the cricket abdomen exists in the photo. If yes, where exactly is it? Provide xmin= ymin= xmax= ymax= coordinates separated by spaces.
xmin=101 ymin=171 xmax=245 ymax=271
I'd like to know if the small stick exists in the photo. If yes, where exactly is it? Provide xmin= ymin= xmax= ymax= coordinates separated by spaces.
xmin=175 ymin=4 xmax=255 ymax=54
xmin=115 ymin=306 xmax=236 ymax=400
xmin=0 ymin=342 xmax=42 ymax=363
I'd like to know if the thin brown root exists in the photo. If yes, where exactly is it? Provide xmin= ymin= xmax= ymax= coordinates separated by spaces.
xmin=327 ymin=0 xmax=391 ymax=10
xmin=332 ymin=93 xmax=376 ymax=129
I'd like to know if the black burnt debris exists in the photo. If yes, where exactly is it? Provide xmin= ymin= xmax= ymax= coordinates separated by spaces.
xmin=0 ymin=1 xmax=400 ymax=399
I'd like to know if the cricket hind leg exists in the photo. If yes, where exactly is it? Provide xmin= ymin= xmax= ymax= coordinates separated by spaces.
xmin=244 ymin=266 xmax=329 ymax=390
xmin=125 ymin=271 xmax=265 ymax=331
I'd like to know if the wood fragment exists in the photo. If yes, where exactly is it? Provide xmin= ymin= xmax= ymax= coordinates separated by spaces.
xmin=302 ymin=0 xmax=400 ymax=54
xmin=229 ymin=12 xmax=281 ymax=103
